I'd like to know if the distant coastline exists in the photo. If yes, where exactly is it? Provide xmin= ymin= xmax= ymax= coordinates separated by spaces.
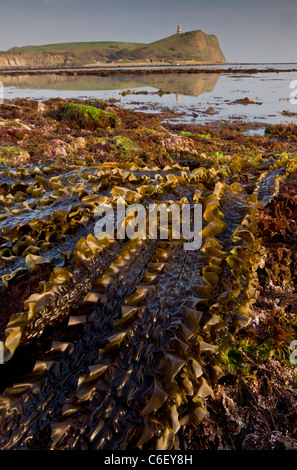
xmin=0 ymin=29 xmax=226 ymax=68
xmin=0 ymin=64 xmax=296 ymax=77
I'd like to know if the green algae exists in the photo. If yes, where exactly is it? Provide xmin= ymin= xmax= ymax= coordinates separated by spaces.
xmin=110 ymin=135 xmax=138 ymax=151
xmin=179 ymin=131 xmax=193 ymax=137
xmin=196 ymin=133 xmax=212 ymax=140
xmin=0 ymin=146 xmax=19 ymax=156
xmin=0 ymin=146 xmax=29 ymax=164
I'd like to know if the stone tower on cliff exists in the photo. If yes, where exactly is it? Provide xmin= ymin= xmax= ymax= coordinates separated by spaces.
xmin=177 ymin=25 xmax=182 ymax=34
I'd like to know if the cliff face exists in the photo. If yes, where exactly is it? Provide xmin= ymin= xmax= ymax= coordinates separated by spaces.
xmin=0 ymin=52 xmax=70 ymax=67
xmin=0 ymin=30 xmax=226 ymax=68
xmin=121 ymin=30 xmax=226 ymax=63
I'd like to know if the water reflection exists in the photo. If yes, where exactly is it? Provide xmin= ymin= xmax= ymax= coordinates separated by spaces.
xmin=2 ymin=71 xmax=296 ymax=126
xmin=0 ymin=72 xmax=220 ymax=98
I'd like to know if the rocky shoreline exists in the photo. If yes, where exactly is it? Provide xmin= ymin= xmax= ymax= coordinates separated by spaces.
xmin=0 ymin=65 xmax=297 ymax=77
xmin=0 ymin=98 xmax=296 ymax=450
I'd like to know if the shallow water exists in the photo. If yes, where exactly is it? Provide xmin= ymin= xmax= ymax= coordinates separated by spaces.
xmin=1 ymin=65 xmax=297 ymax=128
xmin=0 ymin=86 xmax=296 ymax=449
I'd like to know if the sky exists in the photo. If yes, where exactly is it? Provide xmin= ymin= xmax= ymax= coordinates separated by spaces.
xmin=0 ymin=0 xmax=296 ymax=62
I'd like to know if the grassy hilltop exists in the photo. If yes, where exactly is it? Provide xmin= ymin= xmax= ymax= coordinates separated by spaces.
xmin=8 ymin=41 xmax=146 ymax=55
xmin=0 ymin=30 xmax=226 ymax=67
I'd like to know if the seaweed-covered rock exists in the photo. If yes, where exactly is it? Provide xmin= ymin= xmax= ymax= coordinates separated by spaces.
xmin=60 ymin=103 xmax=121 ymax=130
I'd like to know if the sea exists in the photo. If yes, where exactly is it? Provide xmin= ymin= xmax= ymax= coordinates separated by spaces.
xmin=1 ymin=63 xmax=297 ymax=131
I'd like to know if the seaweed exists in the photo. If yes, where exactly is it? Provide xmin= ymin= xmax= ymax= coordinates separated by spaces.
xmin=0 ymin=98 xmax=296 ymax=450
